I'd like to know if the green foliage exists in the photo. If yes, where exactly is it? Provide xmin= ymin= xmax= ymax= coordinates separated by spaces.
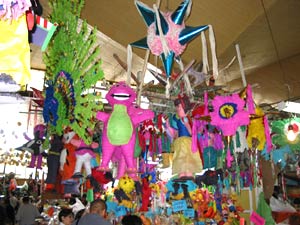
xmin=43 ymin=0 xmax=104 ymax=144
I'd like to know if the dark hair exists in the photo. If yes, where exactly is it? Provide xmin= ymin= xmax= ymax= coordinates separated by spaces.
xmin=121 ymin=215 xmax=143 ymax=225
xmin=58 ymin=208 xmax=73 ymax=222
xmin=22 ymin=196 xmax=30 ymax=204
xmin=90 ymin=199 xmax=107 ymax=213
xmin=69 ymin=197 xmax=76 ymax=205
xmin=174 ymin=94 xmax=192 ymax=113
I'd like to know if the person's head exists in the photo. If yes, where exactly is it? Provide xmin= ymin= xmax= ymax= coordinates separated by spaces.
xmin=22 ymin=196 xmax=30 ymax=204
xmin=121 ymin=215 xmax=143 ymax=225
xmin=89 ymin=199 xmax=107 ymax=218
xmin=58 ymin=208 xmax=74 ymax=225
xmin=174 ymin=94 xmax=192 ymax=117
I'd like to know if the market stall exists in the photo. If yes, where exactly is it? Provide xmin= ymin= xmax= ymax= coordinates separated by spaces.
xmin=1 ymin=0 xmax=300 ymax=225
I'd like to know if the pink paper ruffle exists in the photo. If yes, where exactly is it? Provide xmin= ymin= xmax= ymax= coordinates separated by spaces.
xmin=263 ymin=115 xmax=273 ymax=153
xmin=210 ymin=94 xmax=250 ymax=136
xmin=147 ymin=12 xmax=187 ymax=56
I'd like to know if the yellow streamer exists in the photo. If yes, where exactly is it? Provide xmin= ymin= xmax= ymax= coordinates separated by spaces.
xmin=0 ymin=15 xmax=31 ymax=86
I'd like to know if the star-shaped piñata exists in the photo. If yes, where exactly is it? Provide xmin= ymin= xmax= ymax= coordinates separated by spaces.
xmin=210 ymin=94 xmax=250 ymax=137
xmin=131 ymin=0 xmax=208 ymax=78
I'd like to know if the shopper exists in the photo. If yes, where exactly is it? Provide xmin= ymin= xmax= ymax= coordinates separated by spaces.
xmin=8 ymin=192 xmax=19 ymax=212
xmin=4 ymin=198 xmax=15 ymax=225
xmin=15 ymin=196 xmax=41 ymax=225
xmin=58 ymin=208 xmax=74 ymax=225
xmin=0 ymin=197 xmax=8 ymax=225
xmin=72 ymin=199 xmax=112 ymax=225
xmin=121 ymin=215 xmax=143 ymax=225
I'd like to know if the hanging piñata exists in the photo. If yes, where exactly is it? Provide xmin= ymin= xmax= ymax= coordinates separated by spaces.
xmin=130 ymin=0 xmax=217 ymax=81
xmin=43 ymin=0 xmax=104 ymax=144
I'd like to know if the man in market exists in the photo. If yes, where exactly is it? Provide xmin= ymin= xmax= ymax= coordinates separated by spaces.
xmin=72 ymin=199 xmax=112 ymax=225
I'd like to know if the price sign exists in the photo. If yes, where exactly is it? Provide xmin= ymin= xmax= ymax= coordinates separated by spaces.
xmin=172 ymin=200 xmax=187 ymax=212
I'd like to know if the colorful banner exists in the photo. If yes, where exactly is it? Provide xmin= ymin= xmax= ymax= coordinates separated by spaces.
xmin=31 ymin=15 xmax=58 ymax=51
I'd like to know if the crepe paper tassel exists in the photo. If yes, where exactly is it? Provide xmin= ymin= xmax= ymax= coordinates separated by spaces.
xmin=212 ymin=201 xmax=217 ymax=214
xmin=126 ymin=45 xmax=133 ymax=85
xmin=240 ymin=126 xmax=248 ymax=151
xmin=192 ymin=119 xmax=200 ymax=153
xmin=234 ymin=127 xmax=248 ymax=153
xmin=247 ymin=107 xmax=266 ymax=150
xmin=263 ymin=115 xmax=272 ymax=153
xmin=86 ymin=188 xmax=94 ymax=202
xmin=163 ymin=134 xmax=171 ymax=152
xmin=156 ymin=136 xmax=162 ymax=155
xmin=201 ymin=31 xmax=208 ymax=74
xmin=176 ymin=57 xmax=193 ymax=99
xmin=208 ymin=25 xmax=219 ymax=80
xmin=246 ymin=84 xmax=256 ymax=114
xmin=214 ymin=131 xmax=224 ymax=150
xmin=218 ymin=175 xmax=223 ymax=194
xmin=204 ymin=91 xmax=208 ymax=115
xmin=252 ymin=149 xmax=258 ymax=188
xmin=235 ymin=129 xmax=241 ymax=148
xmin=195 ymin=120 xmax=209 ymax=152
xmin=223 ymin=176 xmax=230 ymax=190
xmin=201 ymin=25 xmax=219 ymax=80
xmin=201 ymin=125 xmax=209 ymax=149
xmin=235 ymin=162 xmax=241 ymax=194
xmin=157 ymin=114 xmax=163 ymax=133
xmin=229 ymin=136 xmax=235 ymax=152
xmin=165 ymin=78 xmax=170 ymax=98
xmin=226 ymin=148 xmax=234 ymax=168
xmin=239 ymin=173 xmax=244 ymax=189
xmin=163 ymin=118 xmax=174 ymax=143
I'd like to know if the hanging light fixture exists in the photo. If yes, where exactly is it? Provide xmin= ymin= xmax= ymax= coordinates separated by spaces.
xmin=286 ymin=122 xmax=299 ymax=142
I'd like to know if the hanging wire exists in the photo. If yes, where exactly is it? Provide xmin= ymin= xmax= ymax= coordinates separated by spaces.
xmin=260 ymin=0 xmax=290 ymax=99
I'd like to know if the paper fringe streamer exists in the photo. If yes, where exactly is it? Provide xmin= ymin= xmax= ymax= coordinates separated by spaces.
xmin=201 ymin=25 xmax=218 ymax=81
xmin=264 ymin=115 xmax=272 ymax=153
xmin=246 ymin=84 xmax=255 ymax=114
